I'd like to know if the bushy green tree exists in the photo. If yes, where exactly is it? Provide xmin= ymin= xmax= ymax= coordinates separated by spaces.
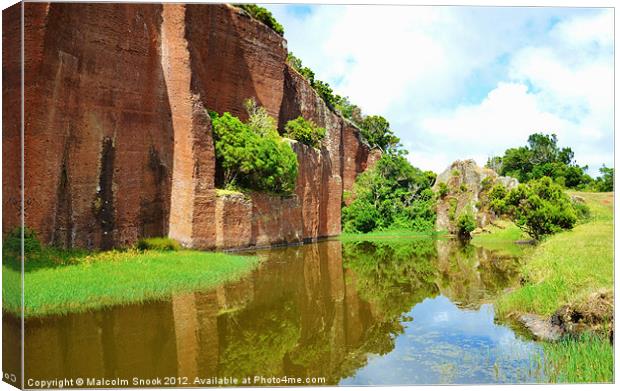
xmin=490 ymin=177 xmax=578 ymax=240
xmin=342 ymin=152 xmax=436 ymax=233
xmin=491 ymin=133 xmax=593 ymax=189
xmin=456 ymin=213 xmax=476 ymax=239
xmin=359 ymin=115 xmax=401 ymax=152
xmin=334 ymin=95 xmax=363 ymax=124
xmin=284 ymin=116 xmax=326 ymax=148
xmin=312 ymin=80 xmax=337 ymax=108
xmin=210 ymin=111 xmax=298 ymax=195
xmin=244 ymin=98 xmax=278 ymax=137
xmin=596 ymin=166 xmax=614 ymax=192
xmin=488 ymin=183 xmax=508 ymax=215
xmin=237 ymin=4 xmax=284 ymax=36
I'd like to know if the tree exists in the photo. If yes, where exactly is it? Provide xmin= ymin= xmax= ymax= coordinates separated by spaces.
xmin=312 ymin=80 xmax=337 ymax=109
xmin=596 ymin=166 xmax=614 ymax=192
xmin=485 ymin=156 xmax=503 ymax=173
xmin=342 ymin=153 xmax=436 ymax=233
xmin=359 ymin=115 xmax=401 ymax=152
xmin=210 ymin=111 xmax=298 ymax=194
xmin=500 ymin=146 xmax=533 ymax=181
xmin=527 ymin=133 xmax=561 ymax=165
xmin=490 ymin=177 xmax=578 ymax=240
xmin=493 ymin=132 xmax=593 ymax=189
xmin=284 ymin=116 xmax=326 ymax=148
xmin=244 ymin=98 xmax=278 ymax=137
xmin=334 ymin=95 xmax=363 ymax=124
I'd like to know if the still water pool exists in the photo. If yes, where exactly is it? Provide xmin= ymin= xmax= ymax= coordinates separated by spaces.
xmin=4 ymin=238 xmax=546 ymax=386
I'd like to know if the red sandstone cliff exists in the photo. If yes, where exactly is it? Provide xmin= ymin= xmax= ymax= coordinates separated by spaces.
xmin=3 ymin=2 xmax=378 ymax=250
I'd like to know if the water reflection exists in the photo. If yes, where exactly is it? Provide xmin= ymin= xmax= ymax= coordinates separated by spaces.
xmin=7 ymin=238 xmax=545 ymax=386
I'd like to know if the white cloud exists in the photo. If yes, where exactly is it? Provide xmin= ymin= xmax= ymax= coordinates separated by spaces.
xmin=267 ymin=5 xmax=614 ymax=175
xmin=415 ymin=82 xmax=574 ymax=169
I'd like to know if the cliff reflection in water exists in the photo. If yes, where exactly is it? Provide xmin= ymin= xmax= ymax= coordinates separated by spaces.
xmin=15 ymin=239 xmax=538 ymax=385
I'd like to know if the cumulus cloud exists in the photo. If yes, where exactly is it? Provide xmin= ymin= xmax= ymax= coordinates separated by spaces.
xmin=266 ymin=4 xmax=613 ymax=175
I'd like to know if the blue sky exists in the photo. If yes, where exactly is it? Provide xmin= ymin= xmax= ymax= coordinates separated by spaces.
xmin=265 ymin=4 xmax=614 ymax=176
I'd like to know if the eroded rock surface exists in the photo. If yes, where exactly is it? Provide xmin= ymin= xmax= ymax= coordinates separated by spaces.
xmin=433 ymin=160 xmax=518 ymax=234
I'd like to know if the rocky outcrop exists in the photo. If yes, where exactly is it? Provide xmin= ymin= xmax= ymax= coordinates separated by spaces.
xmin=516 ymin=289 xmax=613 ymax=343
xmin=4 ymin=3 xmax=378 ymax=250
xmin=433 ymin=160 xmax=518 ymax=234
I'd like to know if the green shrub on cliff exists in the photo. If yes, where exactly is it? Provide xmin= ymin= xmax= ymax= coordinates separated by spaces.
xmin=244 ymin=98 xmax=279 ymax=137
xmin=334 ymin=95 xmax=363 ymax=124
xmin=456 ymin=213 xmax=476 ymax=239
xmin=209 ymin=111 xmax=298 ymax=195
xmin=358 ymin=115 xmax=401 ymax=152
xmin=312 ymin=80 xmax=337 ymax=109
xmin=284 ymin=116 xmax=326 ymax=148
xmin=342 ymin=152 xmax=437 ymax=233
xmin=238 ymin=4 xmax=284 ymax=36
xmin=287 ymin=52 xmax=359 ymax=118
xmin=287 ymin=53 xmax=315 ymax=85
xmin=437 ymin=182 xmax=449 ymax=199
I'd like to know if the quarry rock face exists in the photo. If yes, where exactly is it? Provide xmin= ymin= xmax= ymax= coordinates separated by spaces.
xmin=3 ymin=3 xmax=377 ymax=250
xmin=433 ymin=159 xmax=518 ymax=234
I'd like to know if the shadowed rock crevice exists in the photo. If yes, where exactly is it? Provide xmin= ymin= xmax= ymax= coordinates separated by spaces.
xmin=139 ymin=146 xmax=168 ymax=238
xmin=94 ymin=137 xmax=115 ymax=250
xmin=52 ymin=146 xmax=73 ymax=248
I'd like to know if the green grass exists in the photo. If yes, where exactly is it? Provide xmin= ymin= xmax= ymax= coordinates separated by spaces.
xmin=216 ymin=188 xmax=245 ymax=196
xmin=495 ymin=192 xmax=613 ymax=318
xmin=471 ymin=220 xmax=530 ymax=257
xmin=542 ymin=333 xmax=614 ymax=383
xmin=482 ymin=192 xmax=613 ymax=383
xmin=339 ymin=229 xmax=438 ymax=242
xmin=136 ymin=237 xmax=181 ymax=251
xmin=2 ymin=248 xmax=259 ymax=318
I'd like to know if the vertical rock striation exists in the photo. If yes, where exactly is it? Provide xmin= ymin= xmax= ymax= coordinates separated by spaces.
xmin=5 ymin=3 xmax=378 ymax=250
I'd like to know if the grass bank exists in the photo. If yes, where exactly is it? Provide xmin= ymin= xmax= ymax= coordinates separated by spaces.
xmin=471 ymin=220 xmax=531 ymax=257
xmin=494 ymin=192 xmax=613 ymax=318
xmin=487 ymin=191 xmax=613 ymax=383
xmin=2 ymin=248 xmax=259 ymax=318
